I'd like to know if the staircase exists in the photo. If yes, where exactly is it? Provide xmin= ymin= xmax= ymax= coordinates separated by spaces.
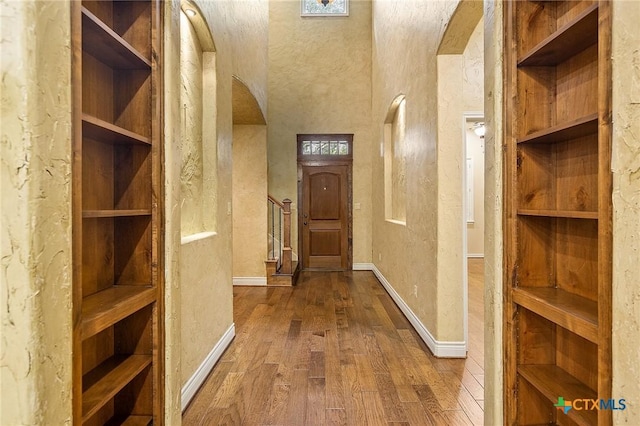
xmin=266 ymin=196 xmax=300 ymax=286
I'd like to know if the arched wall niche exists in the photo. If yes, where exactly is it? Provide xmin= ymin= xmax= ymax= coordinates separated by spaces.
xmin=181 ymin=0 xmax=216 ymax=52
xmin=180 ymin=0 xmax=217 ymax=236
xmin=383 ymin=94 xmax=407 ymax=224
xmin=232 ymin=76 xmax=266 ymax=125
xmin=231 ymin=78 xmax=268 ymax=280
xmin=437 ymin=0 xmax=483 ymax=55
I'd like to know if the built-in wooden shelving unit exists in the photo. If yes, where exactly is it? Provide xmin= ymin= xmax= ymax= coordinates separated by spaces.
xmin=72 ymin=0 xmax=163 ymax=424
xmin=504 ymin=1 xmax=612 ymax=424
xmin=82 ymin=115 xmax=152 ymax=145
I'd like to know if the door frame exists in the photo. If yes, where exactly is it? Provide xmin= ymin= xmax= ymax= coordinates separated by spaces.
xmin=462 ymin=112 xmax=483 ymax=354
xmin=297 ymin=134 xmax=353 ymax=271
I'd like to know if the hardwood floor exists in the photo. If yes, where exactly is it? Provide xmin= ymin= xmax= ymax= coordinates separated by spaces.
xmin=183 ymin=259 xmax=485 ymax=425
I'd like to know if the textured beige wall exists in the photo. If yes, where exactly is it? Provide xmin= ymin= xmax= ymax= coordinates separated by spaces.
xmin=180 ymin=11 xmax=218 ymax=237
xmin=611 ymin=1 xmax=640 ymax=422
xmin=0 ymin=1 xmax=73 ymax=424
xmin=232 ymin=125 xmax=268 ymax=278
xmin=435 ymin=14 xmax=484 ymax=342
xmin=268 ymin=0 xmax=372 ymax=264
xmin=372 ymin=0 xmax=466 ymax=343
xmin=483 ymin=1 xmax=504 ymax=423
xmin=172 ymin=0 xmax=268 ymax=387
xmin=435 ymin=52 xmax=465 ymax=342
xmin=463 ymin=19 xmax=484 ymax=112
xmin=164 ymin=0 xmax=268 ymax=419
xmin=162 ymin=1 xmax=183 ymax=420
xmin=390 ymin=99 xmax=407 ymax=222
xmin=180 ymin=13 xmax=206 ymax=235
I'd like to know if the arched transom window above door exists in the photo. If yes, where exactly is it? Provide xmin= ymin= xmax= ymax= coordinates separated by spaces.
xmin=297 ymin=134 xmax=353 ymax=161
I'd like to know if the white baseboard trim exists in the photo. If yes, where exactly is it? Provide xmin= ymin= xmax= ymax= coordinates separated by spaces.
xmin=467 ymin=253 xmax=484 ymax=258
xmin=181 ymin=323 xmax=235 ymax=411
xmin=370 ymin=264 xmax=467 ymax=358
xmin=233 ymin=277 xmax=267 ymax=286
xmin=353 ymin=263 xmax=374 ymax=271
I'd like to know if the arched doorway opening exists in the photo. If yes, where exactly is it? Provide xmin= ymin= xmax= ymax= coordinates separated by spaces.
xmin=435 ymin=0 xmax=484 ymax=367
xmin=231 ymin=76 xmax=268 ymax=286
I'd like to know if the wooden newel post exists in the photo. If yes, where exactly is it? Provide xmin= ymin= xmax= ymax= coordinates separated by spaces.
xmin=281 ymin=198 xmax=292 ymax=274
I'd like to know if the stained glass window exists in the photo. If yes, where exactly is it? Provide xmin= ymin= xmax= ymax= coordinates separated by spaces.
xmin=302 ymin=141 xmax=311 ymax=155
xmin=339 ymin=141 xmax=348 ymax=155
xmin=321 ymin=141 xmax=329 ymax=155
xmin=311 ymin=141 xmax=321 ymax=155
xmin=300 ymin=140 xmax=349 ymax=156
xmin=301 ymin=0 xmax=349 ymax=16
xmin=330 ymin=141 xmax=338 ymax=155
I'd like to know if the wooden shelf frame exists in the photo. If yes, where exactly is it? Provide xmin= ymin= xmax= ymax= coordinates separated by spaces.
xmin=517 ymin=3 xmax=599 ymax=67
xmin=83 ymin=210 xmax=152 ymax=218
xmin=82 ymin=355 xmax=152 ymax=423
xmin=83 ymin=114 xmax=151 ymax=145
xmin=518 ymin=364 xmax=597 ymax=426
xmin=504 ymin=1 xmax=612 ymax=425
xmin=81 ymin=286 xmax=156 ymax=340
xmin=513 ymin=287 xmax=598 ymax=343
xmin=517 ymin=113 xmax=598 ymax=145
xmin=82 ymin=7 xmax=151 ymax=70
xmin=517 ymin=209 xmax=598 ymax=220
xmin=105 ymin=415 xmax=153 ymax=426
xmin=72 ymin=0 xmax=164 ymax=423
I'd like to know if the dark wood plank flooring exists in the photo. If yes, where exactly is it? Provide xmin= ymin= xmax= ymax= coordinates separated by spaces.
xmin=183 ymin=259 xmax=485 ymax=425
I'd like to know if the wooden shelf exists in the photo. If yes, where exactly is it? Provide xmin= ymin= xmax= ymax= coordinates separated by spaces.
xmin=517 ymin=209 xmax=598 ymax=220
xmin=74 ymin=0 xmax=161 ymax=422
xmin=518 ymin=4 xmax=598 ymax=67
xmin=104 ymin=415 xmax=153 ymax=426
xmin=82 ymin=7 xmax=151 ymax=70
xmin=518 ymin=365 xmax=597 ymax=426
xmin=513 ymin=287 xmax=598 ymax=343
xmin=82 ymin=286 xmax=156 ymax=340
xmin=517 ymin=114 xmax=598 ymax=144
xmin=505 ymin=1 xmax=611 ymax=424
xmin=82 ymin=355 xmax=152 ymax=423
xmin=83 ymin=210 xmax=152 ymax=218
xmin=83 ymin=114 xmax=151 ymax=145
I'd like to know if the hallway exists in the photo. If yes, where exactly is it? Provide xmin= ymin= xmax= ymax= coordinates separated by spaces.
xmin=183 ymin=260 xmax=485 ymax=425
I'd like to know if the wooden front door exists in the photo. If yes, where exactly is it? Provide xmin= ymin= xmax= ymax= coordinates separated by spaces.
xmin=302 ymin=165 xmax=349 ymax=269
xmin=298 ymin=134 xmax=353 ymax=271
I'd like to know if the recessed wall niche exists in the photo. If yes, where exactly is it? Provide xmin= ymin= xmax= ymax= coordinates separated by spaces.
xmin=180 ymin=3 xmax=217 ymax=237
xmin=384 ymin=94 xmax=407 ymax=224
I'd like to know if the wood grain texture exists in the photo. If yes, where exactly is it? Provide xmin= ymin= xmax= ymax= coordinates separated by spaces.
xmin=82 ymin=7 xmax=151 ymax=69
xmin=74 ymin=0 xmax=162 ymax=423
xmin=82 ymin=355 xmax=152 ymax=422
xmin=82 ymin=286 xmax=155 ymax=339
xmin=517 ymin=4 xmax=598 ymax=66
xmin=302 ymin=165 xmax=350 ymax=270
xmin=513 ymin=287 xmax=598 ymax=343
xmin=519 ymin=364 xmax=597 ymax=426
xmin=184 ymin=263 xmax=485 ymax=425
xmin=596 ymin=1 xmax=614 ymax=425
xmin=505 ymin=0 xmax=612 ymax=422
xmin=83 ymin=114 xmax=151 ymax=145
xmin=105 ymin=415 xmax=152 ymax=426
xmin=516 ymin=113 xmax=597 ymax=145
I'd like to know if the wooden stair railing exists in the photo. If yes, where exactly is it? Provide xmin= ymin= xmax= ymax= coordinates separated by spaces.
xmin=267 ymin=195 xmax=284 ymax=270
xmin=266 ymin=196 xmax=297 ymax=285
